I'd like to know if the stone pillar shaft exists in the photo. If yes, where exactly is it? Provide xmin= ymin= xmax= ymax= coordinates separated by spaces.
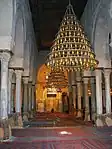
xmin=0 ymin=52 xmax=11 ymax=119
xmin=23 ymin=77 xmax=29 ymax=112
xmin=95 ymin=70 xmax=103 ymax=115
xmin=11 ymin=83 xmax=15 ymax=112
xmin=76 ymin=72 xmax=82 ymax=117
xmin=77 ymin=82 xmax=82 ymax=116
xmin=8 ymin=69 xmax=14 ymax=114
xmin=104 ymin=69 xmax=111 ymax=114
xmin=68 ymin=71 xmax=72 ymax=112
xmin=28 ymin=82 xmax=32 ymax=111
xmin=31 ymin=85 xmax=35 ymax=110
xmin=90 ymin=78 xmax=96 ymax=120
xmin=15 ymin=69 xmax=23 ymax=113
xmin=83 ymin=78 xmax=90 ymax=121
xmin=71 ymin=71 xmax=76 ymax=109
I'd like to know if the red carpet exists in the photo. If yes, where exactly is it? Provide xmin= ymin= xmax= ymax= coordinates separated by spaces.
xmin=0 ymin=113 xmax=111 ymax=148
xmin=0 ymin=139 xmax=108 ymax=149
xmin=10 ymin=127 xmax=112 ymax=148
xmin=12 ymin=127 xmax=95 ymax=138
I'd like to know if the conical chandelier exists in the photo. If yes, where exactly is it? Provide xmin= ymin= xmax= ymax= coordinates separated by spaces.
xmin=46 ymin=70 xmax=68 ymax=89
xmin=46 ymin=2 xmax=98 ymax=72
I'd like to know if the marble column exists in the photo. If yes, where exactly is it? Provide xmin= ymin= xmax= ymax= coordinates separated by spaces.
xmin=32 ymin=84 xmax=36 ymax=110
xmin=22 ymin=76 xmax=29 ymax=112
xmin=83 ymin=77 xmax=90 ymax=121
xmin=0 ymin=51 xmax=12 ymax=139
xmin=71 ymin=71 xmax=76 ymax=110
xmin=11 ymin=83 xmax=16 ymax=112
xmin=104 ymin=69 xmax=111 ymax=114
xmin=0 ymin=52 xmax=11 ymax=119
xmin=8 ymin=68 xmax=14 ymax=114
xmin=68 ymin=71 xmax=73 ymax=113
xmin=28 ymin=81 xmax=32 ymax=111
xmin=95 ymin=69 xmax=103 ymax=126
xmin=76 ymin=72 xmax=82 ymax=117
xmin=15 ymin=69 xmax=23 ymax=113
xmin=90 ymin=77 xmax=96 ymax=121
xmin=34 ymin=89 xmax=37 ymax=111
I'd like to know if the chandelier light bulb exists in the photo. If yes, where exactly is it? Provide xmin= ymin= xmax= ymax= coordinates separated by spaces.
xmin=46 ymin=2 xmax=98 ymax=72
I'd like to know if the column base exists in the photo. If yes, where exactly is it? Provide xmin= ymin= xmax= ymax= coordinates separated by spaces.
xmin=0 ymin=118 xmax=11 ymax=140
xmin=76 ymin=109 xmax=82 ymax=118
xmin=95 ymin=113 xmax=112 ymax=127
xmin=28 ymin=111 xmax=34 ymax=119
xmin=84 ymin=111 xmax=90 ymax=121
xmin=23 ymin=112 xmax=29 ymax=122
xmin=105 ymin=113 xmax=112 ymax=126
xmin=15 ymin=113 xmax=23 ymax=128
xmin=92 ymin=112 xmax=96 ymax=121
xmin=73 ymin=108 xmax=77 ymax=116
xmin=8 ymin=115 xmax=16 ymax=128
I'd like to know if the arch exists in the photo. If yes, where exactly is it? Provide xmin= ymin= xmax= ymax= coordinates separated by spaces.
xmin=92 ymin=0 xmax=111 ymax=67
xmin=29 ymin=39 xmax=34 ymax=81
xmin=10 ymin=7 xmax=26 ymax=67
xmin=23 ymin=38 xmax=31 ymax=76
xmin=91 ymin=0 xmax=102 ymax=46
xmin=14 ymin=17 xmax=24 ymax=57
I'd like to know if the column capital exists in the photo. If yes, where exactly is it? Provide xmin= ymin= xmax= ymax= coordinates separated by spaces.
xmin=22 ymin=76 xmax=29 ymax=84
xmin=28 ymin=81 xmax=32 ymax=84
xmin=83 ymin=77 xmax=89 ymax=84
xmin=0 ymin=50 xmax=12 ymax=62
xmin=90 ymin=77 xmax=95 ymax=84
xmin=83 ymin=70 xmax=91 ymax=77
xmin=15 ymin=68 xmax=23 ymax=79
xmin=104 ymin=69 xmax=111 ymax=77
xmin=95 ymin=69 xmax=102 ymax=79
xmin=32 ymin=83 xmax=36 ymax=86
xmin=9 ymin=68 xmax=14 ymax=81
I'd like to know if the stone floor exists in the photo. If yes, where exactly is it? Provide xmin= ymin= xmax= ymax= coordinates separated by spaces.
xmin=0 ymin=112 xmax=112 ymax=149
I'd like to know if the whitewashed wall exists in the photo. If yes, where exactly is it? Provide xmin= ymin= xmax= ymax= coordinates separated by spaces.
xmin=81 ymin=0 xmax=112 ymax=68
xmin=0 ymin=0 xmax=38 ymax=81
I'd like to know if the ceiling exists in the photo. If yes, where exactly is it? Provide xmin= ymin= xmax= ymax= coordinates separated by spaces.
xmin=29 ymin=0 xmax=88 ymax=51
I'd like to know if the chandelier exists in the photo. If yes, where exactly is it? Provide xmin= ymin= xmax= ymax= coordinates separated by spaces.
xmin=46 ymin=70 xmax=68 ymax=89
xmin=46 ymin=2 xmax=98 ymax=72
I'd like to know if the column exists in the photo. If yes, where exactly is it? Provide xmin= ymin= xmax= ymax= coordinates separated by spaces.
xmin=0 ymin=51 xmax=12 ymax=139
xmin=28 ymin=81 xmax=32 ymax=111
xmin=104 ymin=69 xmax=111 ymax=114
xmin=76 ymin=72 xmax=82 ymax=117
xmin=31 ymin=84 xmax=35 ymax=110
xmin=71 ymin=71 xmax=76 ymax=110
xmin=95 ymin=69 xmax=103 ymax=126
xmin=76 ymin=82 xmax=82 ymax=117
xmin=95 ymin=69 xmax=103 ymax=115
xmin=8 ymin=68 xmax=14 ymax=114
xmin=0 ymin=52 xmax=11 ymax=119
xmin=90 ymin=77 xmax=96 ymax=120
xmin=83 ymin=77 xmax=90 ymax=121
xmin=68 ymin=71 xmax=73 ymax=113
xmin=11 ymin=83 xmax=16 ymax=113
xmin=15 ymin=69 xmax=23 ymax=113
xmin=22 ymin=76 xmax=29 ymax=112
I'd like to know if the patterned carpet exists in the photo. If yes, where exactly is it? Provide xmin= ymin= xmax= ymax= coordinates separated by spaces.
xmin=0 ymin=139 xmax=109 ymax=149
xmin=0 ymin=113 xmax=112 ymax=149
xmin=0 ymin=127 xmax=111 ymax=149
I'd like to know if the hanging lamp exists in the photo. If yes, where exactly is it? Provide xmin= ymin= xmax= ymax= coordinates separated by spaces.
xmin=46 ymin=69 xmax=68 ymax=89
xmin=46 ymin=1 xmax=98 ymax=72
